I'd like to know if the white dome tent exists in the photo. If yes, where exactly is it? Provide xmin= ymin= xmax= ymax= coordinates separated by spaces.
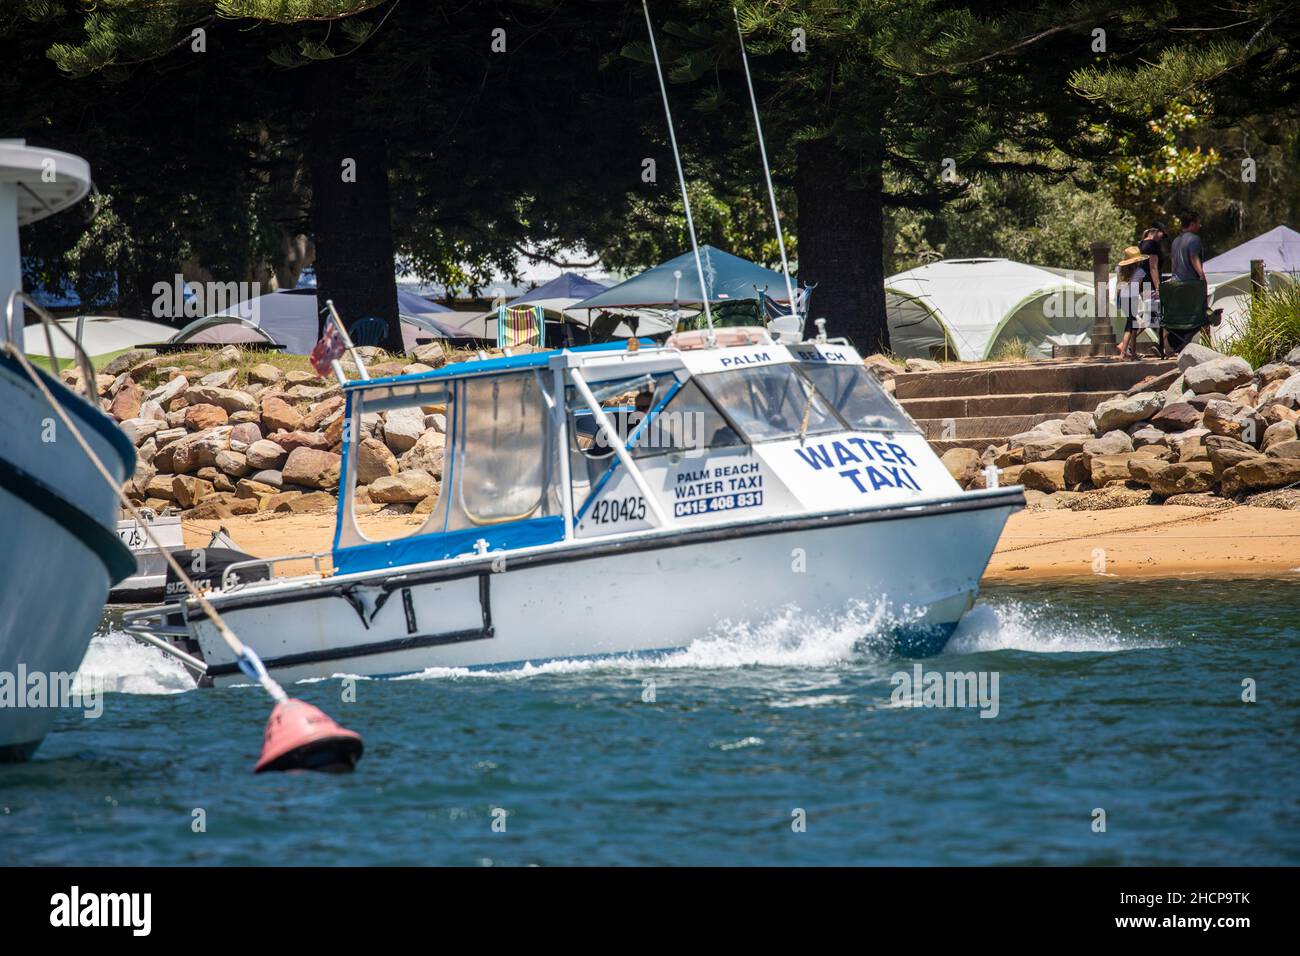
xmin=884 ymin=258 xmax=1097 ymax=361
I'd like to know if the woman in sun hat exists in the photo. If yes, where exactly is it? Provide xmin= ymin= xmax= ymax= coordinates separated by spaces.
xmin=1115 ymin=245 xmax=1154 ymax=361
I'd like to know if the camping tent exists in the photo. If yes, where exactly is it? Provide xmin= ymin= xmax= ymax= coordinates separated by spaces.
xmin=23 ymin=315 xmax=178 ymax=368
xmin=1203 ymin=225 xmax=1300 ymax=274
xmin=884 ymin=259 xmax=1097 ymax=361
xmin=192 ymin=288 xmax=470 ymax=354
xmin=571 ymin=246 xmax=794 ymax=311
xmin=456 ymin=272 xmax=611 ymax=341
xmin=169 ymin=313 xmax=279 ymax=347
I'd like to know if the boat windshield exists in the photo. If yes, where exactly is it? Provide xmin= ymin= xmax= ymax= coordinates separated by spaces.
xmin=796 ymin=362 xmax=916 ymax=433
xmin=697 ymin=362 xmax=844 ymax=442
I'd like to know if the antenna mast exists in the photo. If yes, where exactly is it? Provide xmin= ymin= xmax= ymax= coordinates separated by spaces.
xmin=642 ymin=0 xmax=714 ymax=337
xmin=733 ymin=6 xmax=797 ymax=317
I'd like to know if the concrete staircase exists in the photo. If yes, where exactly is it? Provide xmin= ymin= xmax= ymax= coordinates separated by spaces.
xmin=896 ymin=358 xmax=1177 ymax=454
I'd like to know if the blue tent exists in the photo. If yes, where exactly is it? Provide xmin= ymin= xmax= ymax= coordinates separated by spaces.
xmin=509 ymin=272 xmax=607 ymax=308
xmin=570 ymin=245 xmax=793 ymax=311
xmin=1203 ymin=225 xmax=1300 ymax=274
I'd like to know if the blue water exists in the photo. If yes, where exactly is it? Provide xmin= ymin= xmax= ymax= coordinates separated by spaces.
xmin=2 ymin=579 xmax=1297 ymax=866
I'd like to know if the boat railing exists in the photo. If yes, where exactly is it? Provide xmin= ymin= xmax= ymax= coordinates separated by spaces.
xmin=221 ymin=552 xmax=329 ymax=590
xmin=4 ymin=290 xmax=97 ymax=400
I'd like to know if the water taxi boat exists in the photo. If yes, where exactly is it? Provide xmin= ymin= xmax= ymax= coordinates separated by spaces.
xmin=125 ymin=330 xmax=1022 ymax=686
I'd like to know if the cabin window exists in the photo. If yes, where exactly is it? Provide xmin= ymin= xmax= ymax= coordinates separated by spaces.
xmin=443 ymin=370 xmax=562 ymax=528
xmin=698 ymin=363 xmax=844 ymax=443
xmin=797 ymin=362 xmax=916 ymax=433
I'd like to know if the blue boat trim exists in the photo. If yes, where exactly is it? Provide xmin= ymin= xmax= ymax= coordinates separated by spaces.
xmin=334 ymin=515 xmax=567 ymax=576
xmin=0 ymin=351 xmax=137 ymax=475
xmin=0 ymin=451 xmax=136 ymax=585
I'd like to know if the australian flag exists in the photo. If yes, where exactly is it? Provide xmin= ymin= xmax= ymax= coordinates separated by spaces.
xmin=310 ymin=321 xmax=346 ymax=376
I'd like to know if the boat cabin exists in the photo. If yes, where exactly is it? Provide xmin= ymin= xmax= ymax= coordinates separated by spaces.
xmin=331 ymin=334 xmax=960 ymax=576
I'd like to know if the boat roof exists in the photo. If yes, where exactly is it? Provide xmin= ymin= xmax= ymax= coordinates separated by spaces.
xmin=342 ymin=338 xmax=667 ymax=393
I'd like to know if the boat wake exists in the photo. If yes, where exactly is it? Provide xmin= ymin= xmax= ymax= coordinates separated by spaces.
xmin=946 ymin=601 xmax=1162 ymax=655
xmin=76 ymin=630 xmax=194 ymax=695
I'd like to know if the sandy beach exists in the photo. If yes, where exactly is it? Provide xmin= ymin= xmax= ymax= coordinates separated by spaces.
xmin=181 ymin=504 xmax=1300 ymax=584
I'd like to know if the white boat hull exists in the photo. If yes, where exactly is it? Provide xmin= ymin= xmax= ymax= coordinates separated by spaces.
xmin=0 ymin=357 xmax=134 ymax=760
xmin=190 ymin=492 xmax=1019 ymax=687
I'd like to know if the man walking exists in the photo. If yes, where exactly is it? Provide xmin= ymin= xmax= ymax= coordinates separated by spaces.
xmin=1171 ymin=212 xmax=1207 ymax=288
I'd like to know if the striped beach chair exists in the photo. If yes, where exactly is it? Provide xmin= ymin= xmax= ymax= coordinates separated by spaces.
xmin=497 ymin=304 xmax=544 ymax=350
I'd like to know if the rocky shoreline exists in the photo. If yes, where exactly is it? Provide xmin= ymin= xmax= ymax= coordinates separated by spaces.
xmin=931 ymin=344 xmax=1300 ymax=511
xmin=67 ymin=342 xmax=457 ymax=522
xmin=69 ymin=339 xmax=1300 ymax=524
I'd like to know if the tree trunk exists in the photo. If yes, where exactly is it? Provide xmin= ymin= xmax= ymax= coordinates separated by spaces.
xmin=795 ymin=139 xmax=889 ymax=355
xmin=306 ymin=63 xmax=401 ymax=352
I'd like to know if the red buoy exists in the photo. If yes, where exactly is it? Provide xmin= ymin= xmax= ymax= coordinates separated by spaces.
xmin=254 ymin=699 xmax=364 ymax=773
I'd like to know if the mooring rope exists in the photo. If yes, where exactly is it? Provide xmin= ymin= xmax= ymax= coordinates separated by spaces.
xmin=2 ymin=342 xmax=287 ymax=703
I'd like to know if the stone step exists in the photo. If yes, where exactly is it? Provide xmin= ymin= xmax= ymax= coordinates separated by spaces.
xmin=899 ymin=390 xmax=1114 ymax=420
xmin=914 ymin=413 xmax=1063 ymax=442
xmin=928 ymin=437 xmax=1011 ymax=455
xmin=893 ymin=359 xmax=1177 ymax=401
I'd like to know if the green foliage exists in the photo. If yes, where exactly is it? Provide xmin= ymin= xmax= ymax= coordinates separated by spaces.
xmin=990 ymin=337 xmax=1031 ymax=362
xmin=1225 ymin=284 xmax=1300 ymax=369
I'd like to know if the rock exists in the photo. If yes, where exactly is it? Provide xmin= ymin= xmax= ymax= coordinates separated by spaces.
xmin=357 ymin=436 xmax=400 ymax=484
xmin=1220 ymin=457 xmax=1300 ymax=497
xmin=424 ymin=413 xmax=447 ymax=433
xmin=249 ymin=469 xmax=283 ymax=489
xmin=994 ymin=446 xmax=1024 ymax=468
xmin=285 ymin=384 xmax=330 ymax=401
xmin=1019 ymin=461 xmax=1067 ymax=493
xmin=1129 ymin=425 xmax=1171 ymax=449
xmin=1059 ymin=411 xmax=1095 ymax=435
xmin=1163 ymin=374 xmax=1187 ymax=402
xmin=1261 ymin=420 xmax=1297 ymax=451
xmin=1243 ymin=488 xmax=1300 ymax=510
xmin=184 ymin=385 xmax=256 ymax=414
xmin=1256 ymin=362 xmax=1293 ymax=385
xmin=266 ymin=491 xmax=304 ymax=512
xmin=146 ymin=374 xmax=189 ymax=406
xmin=137 ymin=437 xmax=158 ymax=466
xmin=1125 ymin=367 xmax=1182 ymax=396
xmin=1094 ymin=392 xmax=1164 ymax=432
xmin=169 ymin=426 xmax=232 ymax=473
xmin=172 ymin=474 xmax=214 ymax=508
xmin=1059 ymin=486 xmax=1152 ymax=511
xmin=903 ymin=358 xmax=942 ymax=373
xmin=282 ymin=447 xmax=341 ymax=491
xmin=144 ymin=474 xmax=178 ymax=500
xmin=1063 ymin=452 xmax=1090 ymax=487
xmin=401 ymin=363 xmax=435 ymax=376
xmin=199 ymin=368 xmax=238 ymax=388
xmin=1203 ymin=400 xmax=1262 ymax=445
xmin=1163 ymin=493 xmax=1234 ymax=509
xmin=1274 ymin=375 xmax=1300 ymax=409
xmin=410 ymin=343 xmax=450 ymax=367
xmin=1023 ymin=434 xmax=1086 ymax=463
xmin=369 ymin=469 xmax=439 ymax=503
xmin=1176 ymin=342 xmax=1222 ymax=370
xmin=229 ymin=422 xmax=262 ymax=446
xmin=301 ymin=395 xmax=345 ymax=432
xmin=235 ymin=478 xmax=279 ymax=502
xmin=1283 ymin=346 xmax=1300 ymax=367
xmin=108 ymin=380 xmax=143 ymax=421
xmin=1149 ymin=462 xmax=1216 ymax=497
xmin=1089 ymin=453 xmax=1145 ymax=487
xmin=214 ymin=449 xmax=249 ymax=478
xmin=1266 ymin=439 xmax=1300 ymax=460
xmin=1226 ymin=384 xmax=1258 ymax=407
xmin=260 ymin=395 xmax=303 ymax=432
xmin=1082 ymin=430 xmax=1134 ymax=459
xmin=1206 ymin=442 xmax=1260 ymax=479
xmin=183 ymin=403 xmax=228 ymax=431
xmin=285 ymin=370 xmax=322 ymax=385
xmin=413 ymin=493 xmax=440 ymax=515
xmin=184 ymin=493 xmax=259 ymax=520
xmin=119 ymin=417 xmax=164 ymax=446
xmin=1150 ymin=402 xmax=1200 ymax=432
xmin=1127 ymin=457 xmax=1170 ymax=487
xmin=383 ymin=406 xmax=426 ymax=453
xmin=1177 ymin=438 xmax=1209 ymax=463
xmin=247 ymin=363 xmax=283 ymax=385
xmin=246 ymin=439 xmax=288 ymax=471
xmin=274 ymin=429 xmax=332 ymax=452
xmin=197 ymin=467 xmax=236 ymax=493
xmin=284 ymin=491 xmax=337 ymax=513
xmin=1183 ymin=355 xmax=1253 ymax=395
xmin=102 ymin=350 xmax=155 ymax=376
xmin=229 ymin=409 xmax=262 ymax=425
xmin=398 ymin=429 xmax=446 ymax=476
